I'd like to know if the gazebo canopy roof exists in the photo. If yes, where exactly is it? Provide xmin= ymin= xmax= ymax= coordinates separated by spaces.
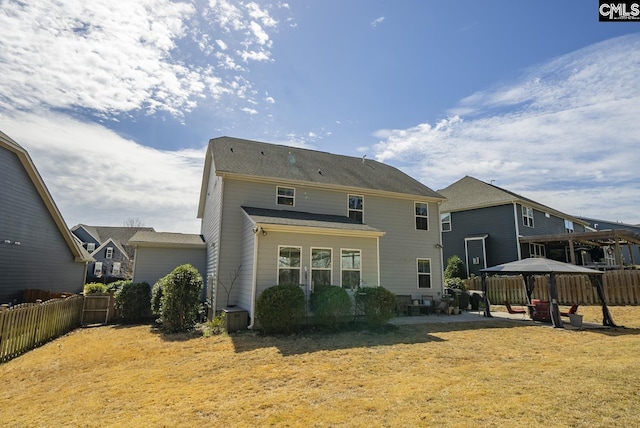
xmin=480 ymin=257 xmax=603 ymax=275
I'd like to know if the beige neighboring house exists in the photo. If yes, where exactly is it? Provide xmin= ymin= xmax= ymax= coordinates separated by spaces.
xmin=1 ymin=130 xmax=92 ymax=304
xmin=128 ymin=231 xmax=206 ymax=287
xmin=197 ymin=136 xmax=446 ymax=327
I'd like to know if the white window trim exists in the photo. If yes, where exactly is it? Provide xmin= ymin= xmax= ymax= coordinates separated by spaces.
xmin=94 ymin=262 xmax=103 ymax=277
xmin=112 ymin=261 xmax=121 ymax=276
xmin=522 ymin=205 xmax=534 ymax=228
xmin=529 ymin=243 xmax=546 ymax=258
xmin=348 ymin=194 xmax=364 ymax=223
xmin=276 ymin=186 xmax=295 ymax=207
xmin=106 ymin=247 xmax=114 ymax=259
xmin=565 ymin=219 xmax=574 ymax=233
xmin=310 ymin=247 xmax=333 ymax=287
xmin=415 ymin=202 xmax=429 ymax=231
xmin=277 ymin=245 xmax=302 ymax=285
xmin=86 ymin=243 xmax=96 ymax=252
xmin=417 ymin=258 xmax=432 ymax=289
xmin=340 ymin=248 xmax=362 ymax=289
xmin=440 ymin=212 xmax=451 ymax=232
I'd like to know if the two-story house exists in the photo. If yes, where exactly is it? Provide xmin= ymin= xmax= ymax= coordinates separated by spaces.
xmin=1 ymin=130 xmax=92 ymax=304
xmin=438 ymin=176 xmax=590 ymax=276
xmin=197 ymin=137 xmax=446 ymax=325
xmin=71 ymin=224 xmax=154 ymax=281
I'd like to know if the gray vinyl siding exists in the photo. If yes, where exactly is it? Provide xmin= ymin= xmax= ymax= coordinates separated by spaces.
xmin=518 ymin=204 xmax=577 ymax=236
xmin=214 ymin=178 xmax=443 ymax=310
xmin=253 ymin=232 xmax=379 ymax=296
xmin=200 ymin=157 xmax=224 ymax=307
xmin=71 ymin=228 xmax=99 ymax=248
xmin=132 ymin=247 xmax=206 ymax=287
xmin=442 ymin=204 xmax=519 ymax=269
xmin=0 ymin=148 xmax=86 ymax=304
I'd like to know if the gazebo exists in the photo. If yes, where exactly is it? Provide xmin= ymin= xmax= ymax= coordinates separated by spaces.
xmin=480 ymin=258 xmax=617 ymax=328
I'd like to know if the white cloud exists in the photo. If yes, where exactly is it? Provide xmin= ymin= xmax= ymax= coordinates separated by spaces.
xmin=371 ymin=16 xmax=385 ymax=27
xmin=372 ymin=35 xmax=640 ymax=224
xmin=0 ymin=0 xmax=283 ymax=118
xmin=2 ymin=111 xmax=204 ymax=233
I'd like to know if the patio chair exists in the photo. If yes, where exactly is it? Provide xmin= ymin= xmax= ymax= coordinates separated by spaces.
xmin=504 ymin=300 xmax=526 ymax=314
xmin=395 ymin=294 xmax=412 ymax=316
xmin=560 ymin=304 xmax=579 ymax=317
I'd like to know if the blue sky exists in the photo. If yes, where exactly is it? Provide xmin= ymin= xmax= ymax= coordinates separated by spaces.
xmin=1 ymin=1 xmax=639 ymax=232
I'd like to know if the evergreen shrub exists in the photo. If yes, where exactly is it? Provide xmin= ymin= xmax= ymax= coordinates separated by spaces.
xmin=255 ymin=284 xmax=305 ymax=334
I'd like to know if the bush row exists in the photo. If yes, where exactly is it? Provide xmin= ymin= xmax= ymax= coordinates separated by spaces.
xmin=255 ymin=284 xmax=397 ymax=334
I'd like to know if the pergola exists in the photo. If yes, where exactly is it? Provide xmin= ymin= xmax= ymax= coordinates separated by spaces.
xmin=519 ymin=229 xmax=640 ymax=267
xmin=480 ymin=258 xmax=617 ymax=328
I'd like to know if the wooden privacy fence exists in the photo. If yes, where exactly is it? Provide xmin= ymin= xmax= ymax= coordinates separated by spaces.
xmin=464 ymin=270 xmax=640 ymax=306
xmin=0 ymin=295 xmax=84 ymax=363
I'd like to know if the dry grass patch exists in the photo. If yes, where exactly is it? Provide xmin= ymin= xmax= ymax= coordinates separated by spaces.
xmin=2 ymin=306 xmax=640 ymax=427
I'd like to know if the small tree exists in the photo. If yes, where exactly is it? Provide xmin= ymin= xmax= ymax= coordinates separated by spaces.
xmin=356 ymin=286 xmax=396 ymax=328
xmin=217 ymin=265 xmax=241 ymax=308
xmin=157 ymin=264 xmax=203 ymax=333
xmin=115 ymin=281 xmax=151 ymax=323
xmin=444 ymin=255 xmax=467 ymax=280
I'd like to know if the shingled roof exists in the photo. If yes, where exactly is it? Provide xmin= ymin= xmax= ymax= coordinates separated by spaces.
xmin=198 ymin=137 xmax=444 ymax=217
xmin=438 ymin=176 xmax=587 ymax=225
xmin=128 ymin=231 xmax=206 ymax=248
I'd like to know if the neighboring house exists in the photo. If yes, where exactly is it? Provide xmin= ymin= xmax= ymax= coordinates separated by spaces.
xmin=71 ymin=224 xmax=154 ymax=281
xmin=128 ymin=231 xmax=206 ymax=287
xmin=0 ymin=130 xmax=92 ymax=304
xmin=197 ymin=136 xmax=446 ymax=325
xmin=577 ymin=217 xmax=640 ymax=267
xmin=438 ymin=176 xmax=590 ymax=276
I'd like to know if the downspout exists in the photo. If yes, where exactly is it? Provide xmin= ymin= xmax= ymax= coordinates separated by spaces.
xmin=513 ymin=202 xmax=522 ymax=260
xmin=376 ymin=236 xmax=381 ymax=287
xmin=247 ymin=227 xmax=259 ymax=329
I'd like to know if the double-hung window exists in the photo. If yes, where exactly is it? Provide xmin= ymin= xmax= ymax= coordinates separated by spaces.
xmin=441 ymin=213 xmax=451 ymax=232
xmin=106 ymin=247 xmax=114 ymax=259
xmin=278 ymin=246 xmax=301 ymax=285
xmin=565 ymin=219 xmax=574 ymax=233
xmin=341 ymin=249 xmax=361 ymax=289
xmin=311 ymin=248 xmax=332 ymax=287
xmin=277 ymin=186 xmax=295 ymax=206
xmin=348 ymin=195 xmax=363 ymax=223
xmin=94 ymin=262 xmax=103 ymax=277
xmin=87 ymin=243 xmax=96 ymax=252
xmin=417 ymin=259 xmax=431 ymax=288
xmin=522 ymin=205 xmax=534 ymax=228
xmin=415 ymin=202 xmax=429 ymax=230
xmin=112 ymin=262 xmax=121 ymax=276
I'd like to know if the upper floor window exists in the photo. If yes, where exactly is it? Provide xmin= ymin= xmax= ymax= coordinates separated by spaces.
xmin=277 ymin=186 xmax=295 ymax=206
xmin=565 ymin=219 xmax=574 ymax=233
xmin=440 ymin=212 xmax=451 ymax=232
xmin=86 ymin=243 xmax=96 ymax=252
xmin=341 ymin=249 xmax=361 ymax=289
xmin=106 ymin=247 xmax=114 ymax=259
xmin=417 ymin=259 xmax=431 ymax=288
xmin=415 ymin=202 xmax=428 ymax=230
xmin=348 ymin=195 xmax=363 ymax=223
xmin=311 ymin=248 xmax=332 ymax=287
xmin=278 ymin=246 xmax=301 ymax=285
xmin=522 ymin=205 xmax=534 ymax=228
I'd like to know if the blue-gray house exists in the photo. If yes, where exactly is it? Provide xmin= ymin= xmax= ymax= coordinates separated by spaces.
xmin=438 ymin=176 xmax=590 ymax=276
xmin=0 ymin=130 xmax=92 ymax=304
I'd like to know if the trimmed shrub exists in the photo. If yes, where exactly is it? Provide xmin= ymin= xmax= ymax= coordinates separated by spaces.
xmin=83 ymin=282 xmax=108 ymax=295
xmin=444 ymin=255 xmax=467 ymax=280
xmin=115 ymin=282 xmax=151 ymax=323
xmin=157 ymin=264 xmax=204 ymax=333
xmin=356 ymin=286 xmax=396 ymax=328
xmin=310 ymin=285 xmax=352 ymax=328
xmin=255 ymin=284 xmax=305 ymax=334
xmin=151 ymin=276 xmax=166 ymax=316
xmin=106 ymin=280 xmax=130 ymax=295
